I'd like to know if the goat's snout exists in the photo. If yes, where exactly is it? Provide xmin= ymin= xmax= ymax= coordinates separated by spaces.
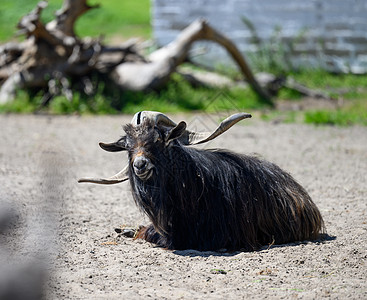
xmin=134 ymin=156 xmax=147 ymax=170
xmin=133 ymin=156 xmax=153 ymax=180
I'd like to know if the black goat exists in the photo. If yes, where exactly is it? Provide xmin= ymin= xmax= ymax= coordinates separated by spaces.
xmin=79 ymin=111 xmax=325 ymax=251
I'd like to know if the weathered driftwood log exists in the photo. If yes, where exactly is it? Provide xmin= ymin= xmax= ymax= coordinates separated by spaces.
xmin=0 ymin=0 xmax=272 ymax=105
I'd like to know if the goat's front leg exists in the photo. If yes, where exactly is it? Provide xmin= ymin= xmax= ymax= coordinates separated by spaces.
xmin=116 ymin=224 xmax=170 ymax=248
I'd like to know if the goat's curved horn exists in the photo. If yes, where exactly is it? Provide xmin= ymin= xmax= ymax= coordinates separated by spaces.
xmin=132 ymin=111 xmax=251 ymax=145
xmin=78 ymin=165 xmax=129 ymax=185
xmin=186 ymin=112 xmax=252 ymax=145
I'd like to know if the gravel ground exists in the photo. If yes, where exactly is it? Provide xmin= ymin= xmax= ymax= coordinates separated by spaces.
xmin=0 ymin=113 xmax=366 ymax=299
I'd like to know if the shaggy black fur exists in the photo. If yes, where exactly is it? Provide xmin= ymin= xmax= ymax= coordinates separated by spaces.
xmin=123 ymin=120 xmax=325 ymax=251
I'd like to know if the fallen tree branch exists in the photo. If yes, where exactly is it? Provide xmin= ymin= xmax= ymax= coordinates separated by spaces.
xmin=46 ymin=0 xmax=99 ymax=38
xmin=284 ymin=77 xmax=333 ymax=100
xmin=112 ymin=19 xmax=272 ymax=103
xmin=0 ymin=0 xmax=273 ymax=106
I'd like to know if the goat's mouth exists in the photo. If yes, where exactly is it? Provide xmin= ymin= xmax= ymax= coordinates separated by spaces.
xmin=134 ymin=167 xmax=154 ymax=180
xmin=133 ymin=156 xmax=154 ymax=180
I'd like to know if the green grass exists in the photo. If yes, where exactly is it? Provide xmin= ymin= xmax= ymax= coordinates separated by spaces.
xmin=304 ymin=100 xmax=367 ymax=126
xmin=288 ymin=70 xmax=367 ymax=100
xmin=260 ymin=100 xmax=367 ymax=126
xmin=0 ymin=74 xmax=267 ymax=115
xmin=0 ymin=0 xmax=151 ymax=41
xmin=75 ymin=0 xmax=151 ymax=41
xmin=262 ymin=69 xmax=367 ymax=126
xmin=1 ymin=70 xmax=366 ymax=127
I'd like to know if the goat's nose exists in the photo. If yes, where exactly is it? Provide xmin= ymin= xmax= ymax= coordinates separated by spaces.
xmin=134 ymin=156 xmax=147 ymax=170
xmin=133 ymin=156 xmax=153 ymax=180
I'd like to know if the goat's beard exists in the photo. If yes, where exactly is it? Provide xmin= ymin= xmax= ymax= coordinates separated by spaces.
xmin=130 ymin=167 xmax=172 ymax=236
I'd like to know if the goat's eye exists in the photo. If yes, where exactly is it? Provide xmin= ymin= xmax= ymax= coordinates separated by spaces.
xmin=125 ymin=137 xmax=134 ymax=149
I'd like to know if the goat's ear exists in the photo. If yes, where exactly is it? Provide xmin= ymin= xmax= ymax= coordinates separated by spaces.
xmin=165 ymin=121 xmax=187 ymax=142
xmin=99 ymin=136 xmax=127 ymax=152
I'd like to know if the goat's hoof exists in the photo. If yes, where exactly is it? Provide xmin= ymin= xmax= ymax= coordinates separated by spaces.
xmin=115 ymin=227 xmax=138 ymax=238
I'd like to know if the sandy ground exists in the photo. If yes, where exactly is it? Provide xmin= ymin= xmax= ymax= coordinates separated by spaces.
xmin=0 ymin=113 xmax=366 ymax=299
